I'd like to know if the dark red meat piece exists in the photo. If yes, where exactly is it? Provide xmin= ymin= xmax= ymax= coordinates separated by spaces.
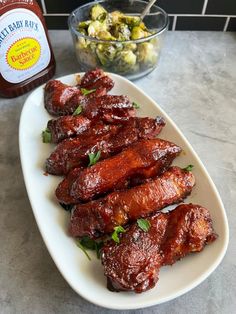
xmin=45 ymin=82 xmax=135 ymax=120
xmin=45 ymin=93 xmax=138 ymax=143
xmin=45 ymin=124 xmax=118 ymax=175
xmin=80 ymin=95 xmax=135 ymax=123
xmin=69 ymin=167 xmax=195 ymax=238
xmin=102 ymin=213 xmax=168 ymax=293
xmin=44 ymin=80 xmax=82 ymax=116
xmin=47 ymin=115 xmax=91 ymax=143
xmin=101 ymin=204 xmax=217 ymax=293
xmin=80 ymin=68 xmax=114 ymax=91
xmin=56 ymin=138 xmax=181 ymax=204
xmin=44 ymin=70 xmax=122 ymax=117
xmin=45 ymin=117 xmax=165 ymax=175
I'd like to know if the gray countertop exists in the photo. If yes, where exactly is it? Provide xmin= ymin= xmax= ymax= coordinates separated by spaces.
xmin=0 ymin=31 xmax=235 ymax=314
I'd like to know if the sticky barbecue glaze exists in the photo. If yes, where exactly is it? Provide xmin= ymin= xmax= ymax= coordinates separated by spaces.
xmin=46 ymin=117 xmax=165 ymax=175
xmin=44 ymin=69 xmax=114 ymax=116
xmin=57 ymin=138 xmax=181 ymax=203
xmin=69 ymin=167 xmax=195 ymax=238
xmin=101 ymin=204 xmax=217 ymax=293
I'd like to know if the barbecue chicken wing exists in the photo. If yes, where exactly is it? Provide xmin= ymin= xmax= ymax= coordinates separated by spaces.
xmin=101 ymin=204 xmax=217 ymax=293
xmin=69 ymin=167 xmax=195 ymax=238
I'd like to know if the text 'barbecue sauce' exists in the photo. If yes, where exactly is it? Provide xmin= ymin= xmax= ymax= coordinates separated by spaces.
xmin=0 ymin=0 xmax=56 ymax=97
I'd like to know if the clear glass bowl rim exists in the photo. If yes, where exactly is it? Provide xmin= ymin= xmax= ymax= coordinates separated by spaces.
xmin=68 ymin=0 xmax=169 ymax=45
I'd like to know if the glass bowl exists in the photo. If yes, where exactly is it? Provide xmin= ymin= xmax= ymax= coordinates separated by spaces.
xmin=68 ymin=0 xmax=168 ymax=80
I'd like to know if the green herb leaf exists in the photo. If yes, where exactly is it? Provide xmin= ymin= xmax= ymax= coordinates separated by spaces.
xmin=80 ymin=236 xmax=97 ymax=250
xmin=88 ymin=151 xmax=101 ymax=166
xmin=73 ymin=105 xmax=83 ymax=116
xmin=95 ymin=241 xmax=104 ymax=259
xmin=76 ymin=240 xmax=91 ymax=261
xmin=133 ymin=102 xmax=140 ymax=109
xmin=111 ymin=226 xmax=126 ymax=243
xmin=183 ymin=164 xmax=194 ymax=171
xmin=77 ymin=236 xmax=104 ymax=260
xmin=59 ymin=203 xmax=73 ymax=211
xmin=42 ymin=128 xmax=52 ymax=143
xmin=81 ymin=88 xmax=96 ymax=96
xmin=137 ymin=218 xmax=151 ymax=232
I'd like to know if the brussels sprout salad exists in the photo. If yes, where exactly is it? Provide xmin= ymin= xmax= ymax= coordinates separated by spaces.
xmin=74 ymin=4 xmax=160 ymax=76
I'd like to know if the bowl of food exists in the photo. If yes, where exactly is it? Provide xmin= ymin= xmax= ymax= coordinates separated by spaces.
xmin=68 ymin=0 xmax=168 ymax=80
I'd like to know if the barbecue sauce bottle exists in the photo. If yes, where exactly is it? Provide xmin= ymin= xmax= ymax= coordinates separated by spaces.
xmin=0 ymin=0 xmax=56 ymax=97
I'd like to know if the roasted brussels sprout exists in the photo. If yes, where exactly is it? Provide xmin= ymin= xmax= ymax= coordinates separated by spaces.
xmin=124 ymin=43 xmax=137 ymax=51
xmin=109 ymin=10 xmax=123 ymax=24
xmin=139 ymin=21 xmax=148 ymax=31
xmin=137 ymin=42 xmax=158 ymax=65
xmin=131 ymin=26 xmax=152 ymax=40
xmin=114 ymin=50 xmax=137 ymax=73
xmin=96 ymin=43 xmax=117 ymax=66
xmin=78 ymin=20 xmax=91 ymax=29
xmin=112 ymin=23 xmax=131 ymax=41
xmin=77 ymin=28 xmax=87 ymax=36
xmin=75 ymin=4 xmax=160 ymax=76
xmin=87 ymin=20 xmax=107 ymax=37
xmin=120 ymin=15 xmax=141 ymax=27
xmin=90 ymin=4 xmax=107 ymax=21
xmin=75 ymin=41 xmax=98 ymax=68
xmin=131 ymin=26 xmax=145 ymax=40
xmin=97 ymin=30 xmax=116 ymax=41
xmin=77 ymin=37 xmax=88 ymax=49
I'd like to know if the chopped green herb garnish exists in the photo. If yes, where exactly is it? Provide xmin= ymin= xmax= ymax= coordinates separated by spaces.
xmin=183 ymin=164 xmax=194 ymax=171
xmin=81 ymin=88 xmax=96 ymax=96
xmin=137 ymin=218 xmax=151 ymax=232
xmin=42 ymin=128 xmax=52 ymax=143
xmin=80 ymin=236 xmax=97 ymax=250
xmin=95 ymin=241 xmax=104 ymax=259
xmin=76 ymin=240 xmax=91 ymax=261
xmin=88 ymin=151 xmax=101 ymax=166
xmin=59 ymin=203 xmax=73 ymax=211
xmin=77 ymin=236 xmax=104 ymax=260
xmin=133 ymin=102 xmax=140 ymax=109
xmin=73 ymin=105 xmax=83 ymax=116
xmin=111 ymin=226 xmax=126 ymax=243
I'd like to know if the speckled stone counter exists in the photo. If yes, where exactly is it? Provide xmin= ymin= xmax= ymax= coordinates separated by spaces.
xmin=0 ymin=31 xmax=235 ymax=314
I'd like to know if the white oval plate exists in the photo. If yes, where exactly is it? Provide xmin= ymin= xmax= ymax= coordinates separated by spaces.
xmin=19 ymin=73 xmax=229 ymax=310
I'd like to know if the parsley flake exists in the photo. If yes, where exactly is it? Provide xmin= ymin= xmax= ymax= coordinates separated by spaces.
xmin=137 ymin=218 xmax=151 ymax=232
xmin=111 ymin=226 xmax=126 ymax=243
xmin=76 ymin=240 xmax=91 ymax=261
xmin=81 ymin=88 xmax=96 ymax=96
xmin=73 ymin=105 xmax=83 ymax=116
xmin=59 ymin=203 xmax=73 ymax=211
xmin=42 ymin=128 xmax=52 ymax=143
xmin=88 ymin=151 xmax=101 ymax=167
xmin=77 ymin=236 xmax=104 ymax=260
xmin=183 ymin=164 xmax=194 ymax=171
xmin=133 ymin=102 xmax=140 ymax=109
